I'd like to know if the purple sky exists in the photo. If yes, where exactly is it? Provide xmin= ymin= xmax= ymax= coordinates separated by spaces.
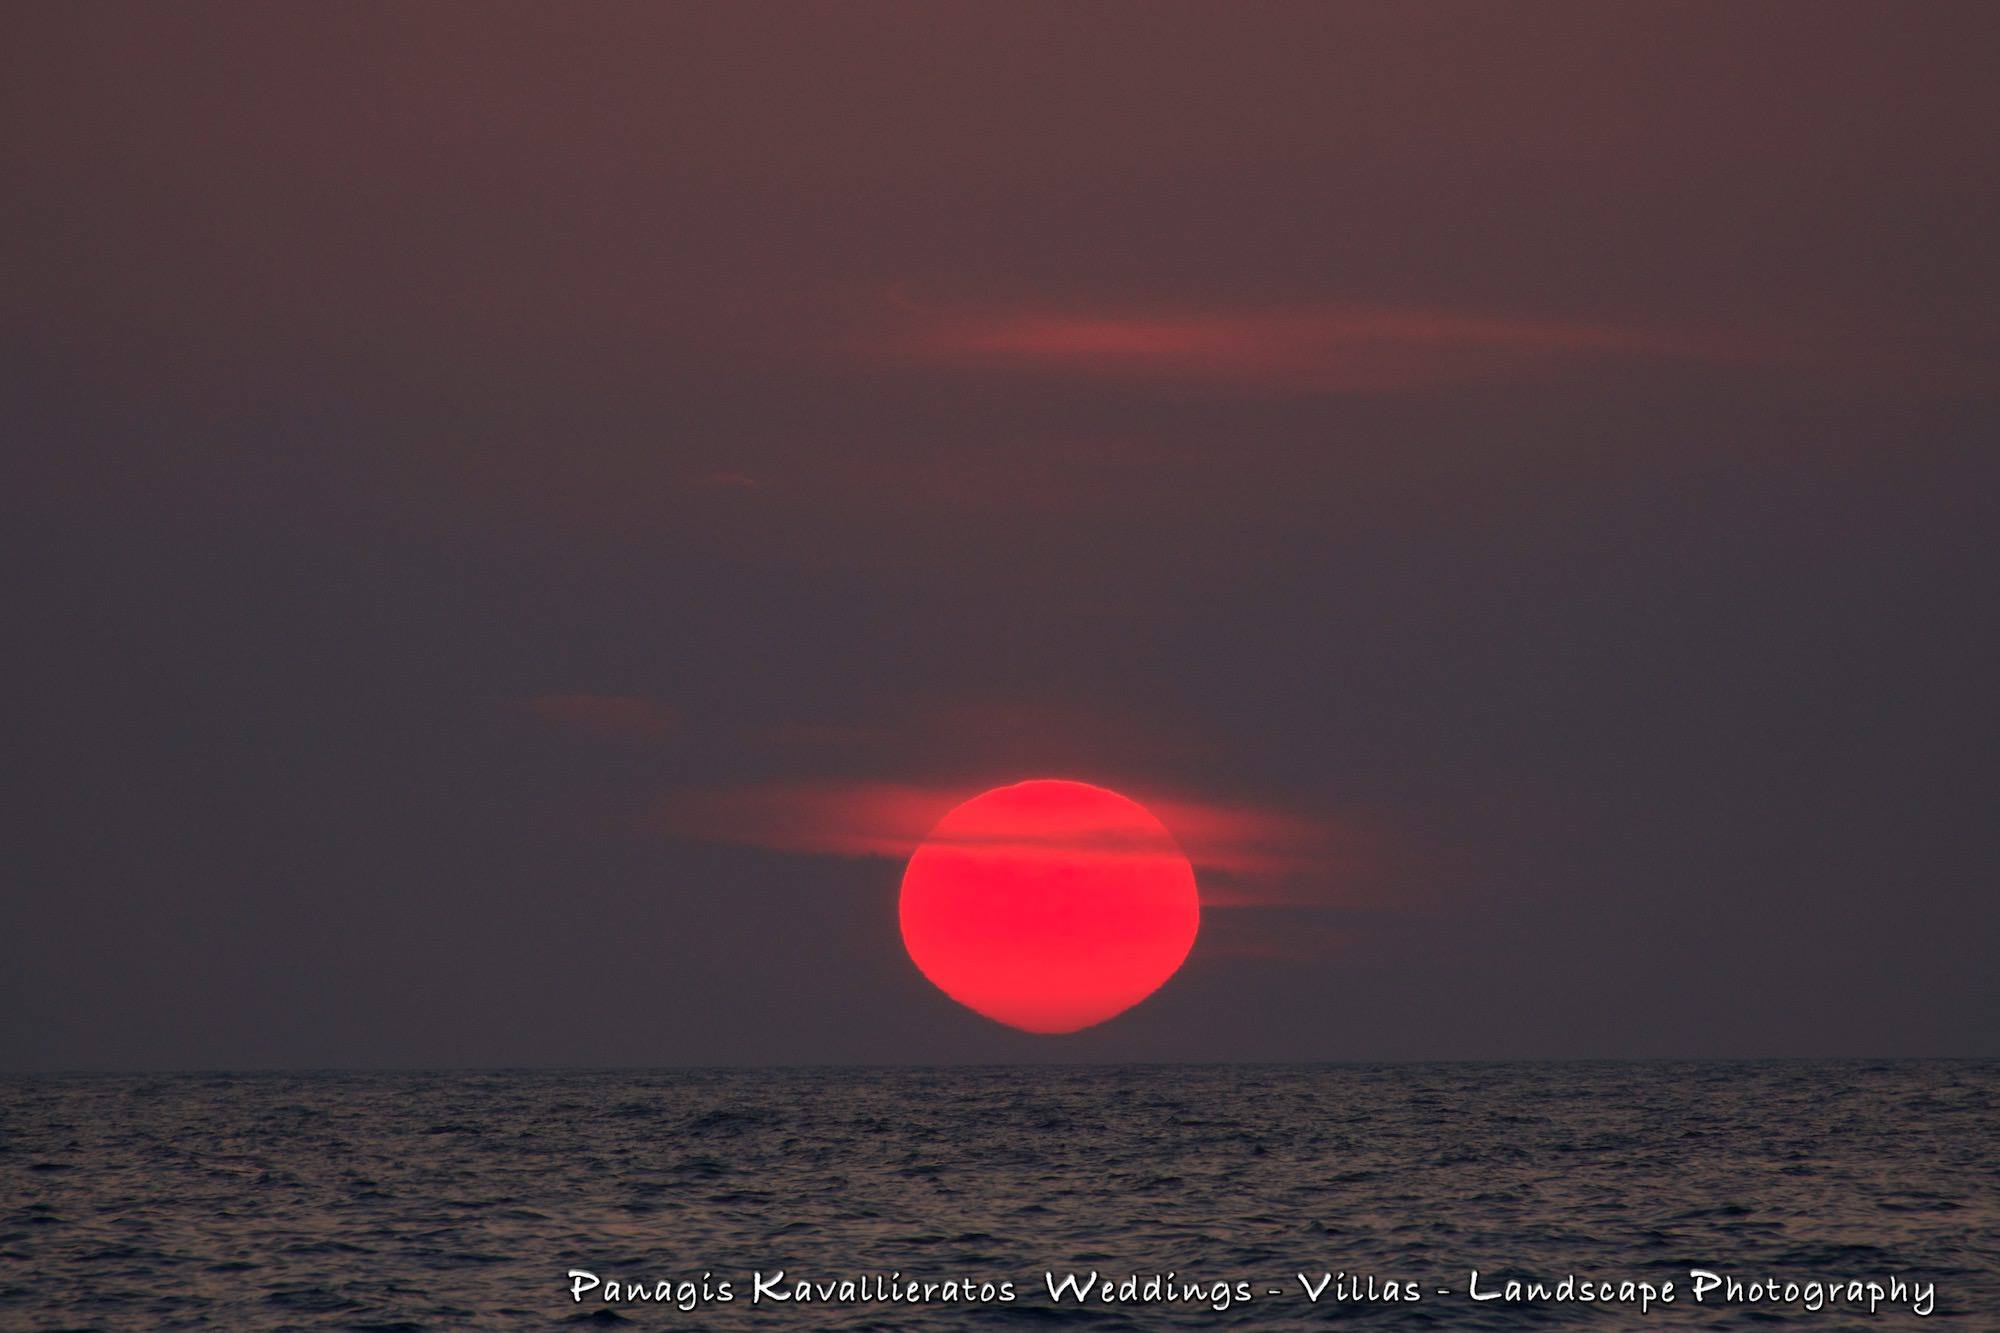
xmin=5 ymin=3 xmax=1996 ymax=1067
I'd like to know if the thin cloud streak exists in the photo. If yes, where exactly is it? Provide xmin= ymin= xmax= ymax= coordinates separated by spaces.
xmin=864 ymin=300 xmax=1759 ymax=392
xmin=651 ymin=778 xmax=1341 ymax=885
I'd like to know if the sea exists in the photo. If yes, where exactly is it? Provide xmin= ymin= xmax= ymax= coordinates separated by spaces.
xmin=2 ymin=1062 xmax=1995 ymax=1328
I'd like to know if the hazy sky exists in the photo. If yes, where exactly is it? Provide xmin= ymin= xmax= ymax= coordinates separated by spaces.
xmin=6 ymin=3 xmax=1996 ymax=1068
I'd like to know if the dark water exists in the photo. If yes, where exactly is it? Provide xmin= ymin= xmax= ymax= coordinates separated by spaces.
xmin=2 ymin=1063 xmax=1995 ymax=1328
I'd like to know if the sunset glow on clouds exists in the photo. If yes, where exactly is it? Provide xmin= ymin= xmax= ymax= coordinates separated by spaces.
xmin=523 ymin=690 xmax=1410 ymax=929
xmin=519 ymin=692 xmax=1373 ymax=906
xmin=865 ymin=301 xmax=1744 ymax=392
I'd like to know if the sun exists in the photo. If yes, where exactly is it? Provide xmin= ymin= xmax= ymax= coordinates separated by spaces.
xmin=898 ymin=779 xmax=1200 ymax=1033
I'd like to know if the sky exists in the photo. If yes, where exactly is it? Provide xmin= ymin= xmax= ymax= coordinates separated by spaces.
xmin=4 ymin=3 xmax=1996 ymax=1068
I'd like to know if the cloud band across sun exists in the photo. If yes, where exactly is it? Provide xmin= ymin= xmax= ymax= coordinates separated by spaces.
xmin=651 ymin=779 xmax=1338 ymax=885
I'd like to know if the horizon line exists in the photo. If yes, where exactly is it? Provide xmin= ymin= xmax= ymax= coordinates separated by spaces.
xmin=6 ymin=1054 xmax=1994 ymax=1077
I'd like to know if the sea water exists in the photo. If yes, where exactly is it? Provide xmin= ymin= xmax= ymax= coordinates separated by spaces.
xmin=3 ymin=1062 xmax=1994 ymax=1326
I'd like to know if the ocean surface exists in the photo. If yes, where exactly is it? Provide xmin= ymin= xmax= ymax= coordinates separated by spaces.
xmin=2 ymin=1062 xmax=1994 ymax=1328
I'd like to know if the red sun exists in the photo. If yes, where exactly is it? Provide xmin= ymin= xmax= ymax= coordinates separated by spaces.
xmin=899 ymin=780 xmax=1200 ymax=1034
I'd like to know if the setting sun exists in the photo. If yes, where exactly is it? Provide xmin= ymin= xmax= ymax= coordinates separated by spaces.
xmin=899 ymin=780 xmax=1200 ymax=1033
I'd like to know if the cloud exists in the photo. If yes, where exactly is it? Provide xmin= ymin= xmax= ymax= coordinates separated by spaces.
xmin=654 ymin=781 xmax=944 ymax=860
xmin=752 ymin=699 xmax=1215 ymax=772
xmin=694 ymin=471 xmax=763 ymax=491
xmin=521 ymin=693 xmax=680 ymax=743
xmin=861 ymin=299 xmax=1753 ymax=392
xmin=650 ymin=777 xmax=1340 ymax=884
